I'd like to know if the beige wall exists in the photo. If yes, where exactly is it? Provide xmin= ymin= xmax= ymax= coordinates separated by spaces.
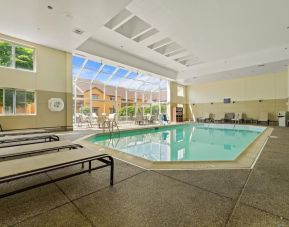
xmin=187 ymin=71 xmax=289 ymax=121
xmin=0 ymin=33 xmax=72 ymax=130
xmin=170 ymin=81 xmax=188 ymax=121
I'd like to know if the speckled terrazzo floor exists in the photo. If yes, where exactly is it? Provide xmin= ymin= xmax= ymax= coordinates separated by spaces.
xmin=0 ymin=127 xmax=288 ymax=227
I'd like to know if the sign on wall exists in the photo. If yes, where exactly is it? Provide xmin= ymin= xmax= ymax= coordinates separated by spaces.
xmin=48 ymin=98 xmax=64 ymax=112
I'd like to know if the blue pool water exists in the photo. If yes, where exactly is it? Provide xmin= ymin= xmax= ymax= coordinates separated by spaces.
xmin=87 ymin=124 xmax=265 ymax=161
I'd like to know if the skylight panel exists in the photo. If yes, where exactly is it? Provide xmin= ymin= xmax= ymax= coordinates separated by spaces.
xmin=79 ymin=68 xmax=95 ymax=80
xmin=85 ymin=60 xmax=102 ymax=71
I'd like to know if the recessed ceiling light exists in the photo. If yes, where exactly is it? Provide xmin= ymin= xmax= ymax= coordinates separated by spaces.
xmin=47 ymin=5 xmax=53 ymax=10
xmin=73 ymin=28 xmax=84 ymax=35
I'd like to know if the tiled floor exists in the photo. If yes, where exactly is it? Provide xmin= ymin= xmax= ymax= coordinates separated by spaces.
xmin=0 ymin=127 xmax=288 ymax=226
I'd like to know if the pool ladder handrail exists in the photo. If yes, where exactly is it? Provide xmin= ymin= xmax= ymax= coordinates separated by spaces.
xmin=108 ymin=119 xmax=120 ymax=138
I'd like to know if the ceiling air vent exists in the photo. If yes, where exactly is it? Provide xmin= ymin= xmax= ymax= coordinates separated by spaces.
xmin=73 ymin=28 xmax=84 ymax=35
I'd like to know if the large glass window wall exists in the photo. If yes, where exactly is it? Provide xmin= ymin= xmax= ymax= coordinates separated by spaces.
xmin=72 ymin=55 xmax=170 ymax=125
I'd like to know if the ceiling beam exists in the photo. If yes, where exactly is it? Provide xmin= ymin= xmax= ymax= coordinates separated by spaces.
xmin=90 ymin=64 xmax=105 ymax=84
xmin=116 ymin=71 xmax=131 ymax=87
xmin=111 ymin=14 xmax=135 ymax=31
xmin=105 ymin=67 xmax=119 ymax=84
xmin=74 ymin=59 xmax=88 ymax=82
xmin=148 ymin=37 xmax=172 ymax=50
xmin=130 ymin=26 xmax=153 ymax=40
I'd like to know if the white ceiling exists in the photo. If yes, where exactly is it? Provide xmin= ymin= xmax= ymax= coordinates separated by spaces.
xmin=0 ymin=0 xmax=132 ymax=52
xmin=1 ymin=0 xmax=289 ymax=84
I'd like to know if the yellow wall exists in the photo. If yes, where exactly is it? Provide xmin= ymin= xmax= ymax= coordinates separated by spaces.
xmin=83 ymin=87 xmax=121 ymax=114
xmin=188 ymin=72 xmax=288 ymax=103
xmin=0 ymin=33 xmax=72 ymax=130
xmin=170 ymin=81 xmax=188 ymax=121
xmin=187 ymin=71 xmax=289 ymax=121
xmin=82 ymin=87 xmax=143 ymax=115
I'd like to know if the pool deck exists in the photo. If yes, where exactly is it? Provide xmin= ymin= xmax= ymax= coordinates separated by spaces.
xmin=0 ymin=126 xmax=289 ymax=226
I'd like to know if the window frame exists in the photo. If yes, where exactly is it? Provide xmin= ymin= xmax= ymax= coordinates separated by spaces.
xmin=0 ymin=88 xmax=37 ymax=116
xmin=0 ymin=39 xmax=36 ymax=72
xmin=92 ymin=94 xmax=99 ymax=100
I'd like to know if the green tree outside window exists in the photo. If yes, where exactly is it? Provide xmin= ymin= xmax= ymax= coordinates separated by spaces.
xmin=0 ymin=40 xmax=34 ymax=71
xmin=15 ymin=46 xmax=34 ymax=70
xmin=0 ymin=41 xmax=12 ymax=67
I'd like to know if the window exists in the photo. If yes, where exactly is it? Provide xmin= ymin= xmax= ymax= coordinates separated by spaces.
xmin=0 ymin=40 xmax=35 ymax=71
xmin=92 ymin=94 xmax=99 ymax=100
xmin=0 ymin=41 xmax=12 ymax=67
xmin=110 ymin=107 xmax=115 ymax=114
xmin=109 ymin=96 xmax=115 ymax=101
xmin=0 ymin=88 xmax=36 ymax=115
xmin=177 ymin=86 xmax=184 ymax=97
xmin=4 ymin=89 xmax=14 ymax=114
xmin=0 ymin=89 xmax=3 ymax=114
xmin=92 ymin=107 xmax=99 ymax=115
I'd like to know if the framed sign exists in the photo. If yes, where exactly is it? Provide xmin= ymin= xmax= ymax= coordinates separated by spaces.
xmin=48 ymin=98 xmax=64 ymax=111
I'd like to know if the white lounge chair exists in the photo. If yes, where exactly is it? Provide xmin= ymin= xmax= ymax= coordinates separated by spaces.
xmin=214 ymin=113 xmax=225 ymax=123
xmin=257 ymin=112 xmax=269 ymax=125
xmin=135 ymin=112 xmax=144 ymax=125
xmin=231 ymin=112 xmax=244 ymax=124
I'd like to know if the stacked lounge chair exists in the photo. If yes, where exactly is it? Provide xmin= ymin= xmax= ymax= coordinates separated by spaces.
xmin=0 ymin=131 xmax=114 ymax=198
xmin=0 ymin=133 xmax=59 ymax=148
xmin=0 ymin=128 xmax=47 ymax=137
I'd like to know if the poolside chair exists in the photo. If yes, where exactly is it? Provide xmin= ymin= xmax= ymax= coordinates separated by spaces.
xmin=257 ymin=112 xmax=269 ymax=125
xmin=198 ymin=113 xmax=211 ymax=122
xmin=146 ymin=113 xmax=153 ymax=124
xmin=214 ymin=113 xmax=225 ymax=123
xmin=224 ymin=113 xmax=235 ymax=123
xmin=159 ymin=114 xmax=169 ymax=125
xmin=231 ymin=112 xmax=244 ymax=124
xmin=135 ymin=112 xmax=144 ymax=125
xmin=90 ymin=113 xmax=98 ymax=126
